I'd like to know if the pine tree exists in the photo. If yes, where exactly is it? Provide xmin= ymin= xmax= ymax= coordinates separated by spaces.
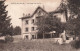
xmin=0 ymin=0 xmax=11 ymax=36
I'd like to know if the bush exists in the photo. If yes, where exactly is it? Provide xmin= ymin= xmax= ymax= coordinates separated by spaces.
xmin=71 ymin=40 xmax=80 ymax=49
xmin=0 ymin=40 xmax=5 ymax=43
xmin=5 ymin=35 xmax=14 ymax=43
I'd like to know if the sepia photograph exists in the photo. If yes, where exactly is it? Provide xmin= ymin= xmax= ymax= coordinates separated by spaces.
xmin=0 ymin=0 xmax=80 ymax=51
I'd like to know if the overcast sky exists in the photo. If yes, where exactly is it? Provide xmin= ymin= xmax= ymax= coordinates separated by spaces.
xmin=5 ymin=0 xmax=61 ymax=27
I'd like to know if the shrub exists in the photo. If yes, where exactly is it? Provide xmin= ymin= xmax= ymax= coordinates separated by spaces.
xmin=5 ymin=35 xmax=14 ymax=43
xmin=0 ymin=40 xmax=5 ymax=43
xmin=71 ymin=40 xmax=80 ymax=49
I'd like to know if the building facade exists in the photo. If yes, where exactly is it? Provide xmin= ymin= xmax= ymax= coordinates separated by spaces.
xmin=20 ymin=6 xmax=68 ymax=40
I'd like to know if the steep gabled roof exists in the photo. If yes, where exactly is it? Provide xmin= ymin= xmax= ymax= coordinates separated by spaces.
xmin=49 ymin=9 xmax=65 ymax=15
xmin=20 ymin=6 xmax=48 ymax=19
xmin=31 ymin=6 xmax=48 ymax=17
xmin=49 ymin=9 xmax=68 ymax=21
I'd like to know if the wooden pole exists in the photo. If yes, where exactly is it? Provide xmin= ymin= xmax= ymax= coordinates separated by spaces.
xmin=43 ymin=33 xmax=44 ymax=39
xmin=51 ymin=33 xmax=52 ymax=38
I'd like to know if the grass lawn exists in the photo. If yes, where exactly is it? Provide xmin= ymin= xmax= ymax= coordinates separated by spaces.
xmin=0 ymin=39 xmax=80 ymax=51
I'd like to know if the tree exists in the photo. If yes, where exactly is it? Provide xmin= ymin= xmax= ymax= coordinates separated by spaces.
xmin=65 ymin=0 xmax=80 ymax=49
xmin=58 ymin=0 xmax=80 ymax=36
xmin=65 ymin=17 xmax=77 ymax=36
xmin=65 ymin=0 xmax=80 ymax=36
xmin=36 ymin=15 xmax=64 ymax=38
xmin=8 ymin=25 xmax=14 ymax=36
xmin=67 ymin=0 xmax=80 ymax=15
xmin=13 ymin=26 xmax=21 ymax=35
xmin=0 ymin=0 xmax=11 ymax=36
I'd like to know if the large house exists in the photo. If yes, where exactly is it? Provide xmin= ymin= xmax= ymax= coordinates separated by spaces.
xmin=20 ymin=6 xmax=68 ymax=40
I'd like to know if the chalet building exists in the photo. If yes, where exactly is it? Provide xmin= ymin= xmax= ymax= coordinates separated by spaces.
xmin=20 ymin=6 xmax=68 ymax=40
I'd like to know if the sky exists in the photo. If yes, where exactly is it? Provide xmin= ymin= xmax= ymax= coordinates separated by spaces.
xmin=5 ymin=0 xmax=62 ymax=27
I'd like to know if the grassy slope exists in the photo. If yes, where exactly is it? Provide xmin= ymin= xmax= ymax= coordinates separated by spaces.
xmin=0 ymin=39 xmax=80 ymax=51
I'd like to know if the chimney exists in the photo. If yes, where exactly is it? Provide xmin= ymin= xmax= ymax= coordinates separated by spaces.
xmin=28 ymin=13 xmax=30 ymax=16
xmin=26 ymin=14 xmax=27 ymax=17
xmin=23 ymin=13 xmax=25 ymax=17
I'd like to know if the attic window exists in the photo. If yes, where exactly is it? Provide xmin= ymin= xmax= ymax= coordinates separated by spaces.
xmin=39 ymin=11 xmax=41 ymax=13
xmin=38 ymin=11 xmax=41 ymax=16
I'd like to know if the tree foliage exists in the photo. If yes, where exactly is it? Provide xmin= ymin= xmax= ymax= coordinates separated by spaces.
xmin=57 ymin=0 xmax=80 ymax=36
xmin=67 ymin=0 xmax=80 ymax=15
xmin=36 ymin=15 xmax=64 ymax=38
xmin=13 ymin=26 xmax=21 ymax=35
xmin=65 ymin=0 xmax=80 ymax=36
xmin=0 ymin=0 xmax=12 ymax=36
xmin=60 ymin=0 xmax=80 ymax=49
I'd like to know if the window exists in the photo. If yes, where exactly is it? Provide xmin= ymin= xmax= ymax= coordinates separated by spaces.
xmin=25 ymin=28 xmax=28 ymax=32
xmin=26 ymin=20 xmax=28 ymax=24
xmin=32 ymin=27 xmax=34 ymax=31
xmin=38 ymin=11 xmax=41 ymax=16
xmin=32 ymin=19 xmax=34 ymax=23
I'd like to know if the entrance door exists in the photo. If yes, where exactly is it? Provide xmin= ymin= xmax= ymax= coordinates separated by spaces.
xmin=32 ymin=35 xmax=35 ymax=39
xmin=26 ymin=35 xmax=28 ymax=39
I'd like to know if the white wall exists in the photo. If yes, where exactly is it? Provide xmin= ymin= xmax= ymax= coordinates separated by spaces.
xmin=53 ymin=12 xmax=67 ymax=23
